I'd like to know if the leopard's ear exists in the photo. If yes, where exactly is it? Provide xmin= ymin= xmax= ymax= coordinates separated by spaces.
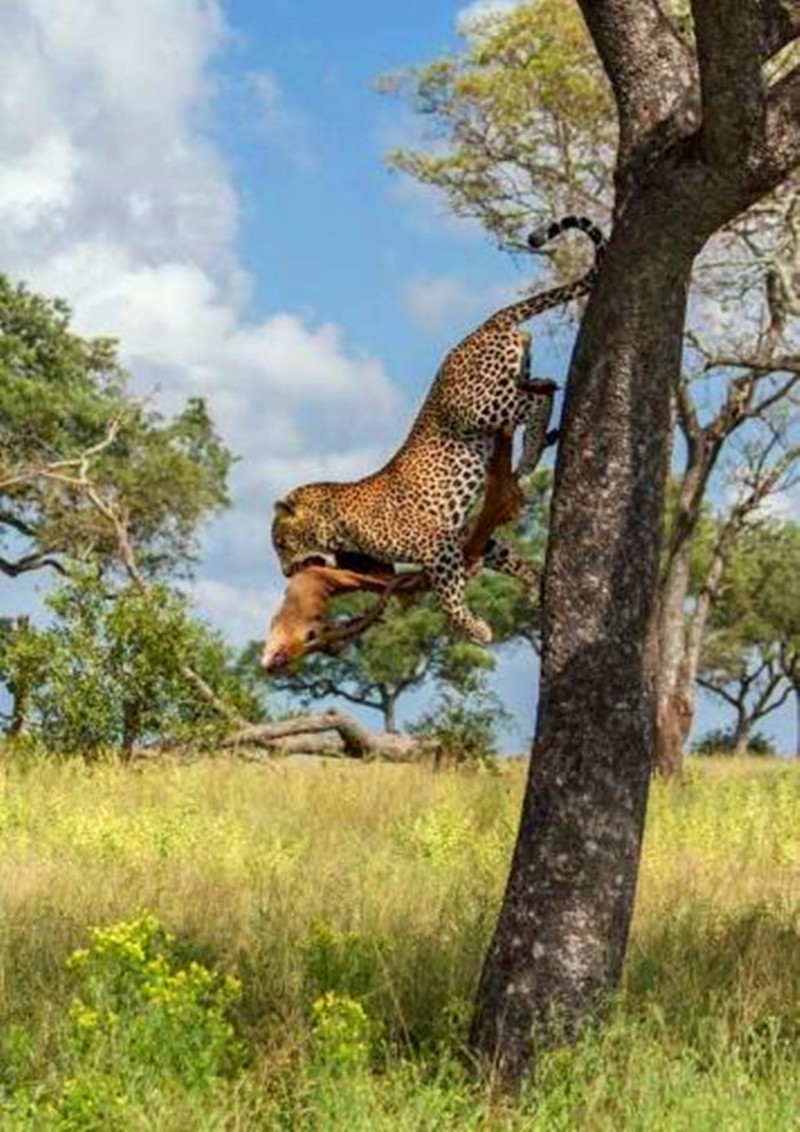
xmin=273 ymin=497 xmax=296 ymax=518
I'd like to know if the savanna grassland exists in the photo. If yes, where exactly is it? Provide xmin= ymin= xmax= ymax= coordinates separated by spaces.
xmin=1 ymin=751 xmax=799 ymax=1129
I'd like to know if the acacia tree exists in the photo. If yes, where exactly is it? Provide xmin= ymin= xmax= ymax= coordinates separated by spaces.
xmin=657 ymin=414 xmax=800 ymax=771
xmin=455 ymin=1 xmax=800 ymax=1083
xmin=0 ymin=275 xmax=259 ymax=747
xmin=0 ymin=276 xmax=232 ymax=582
xmin=384 ymin=1 xmax=800 ymax=777
xmin=698 ymin=519 xmax=800 ymax=755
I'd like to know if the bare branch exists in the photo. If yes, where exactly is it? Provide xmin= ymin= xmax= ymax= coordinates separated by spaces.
xmin=750 ymin=372 xmax=800 ymax=416
xmin=675 ymin=374 xmax=702 ymax=444
xmin=33 ymin=430 xmax=254 ymax=730
xmin=177 ymin=663 xmax=248 ymax=730
xmin=0 ymin=552 xmax=68 ymax=579
xmin=0 ymin=420 xmax=121 ymax=493
xmin=0 ymin=511 xmax=39 ymax=539
xmin=704 ymin=350 xmax=800 ymax=373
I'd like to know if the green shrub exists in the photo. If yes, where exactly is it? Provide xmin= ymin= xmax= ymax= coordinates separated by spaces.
xmin=410 ymin=689 xmax=508 ymax=768
xmin=300 ymin=921 xmax=386 ymax=1007
xmin=64 ymin=914 xmax=246 ymax=1086
xmin=310 ymin=992 xmax=377 ymax=1072
xmin=692 ymin=728 xmax=776 ymax=756
xmin=1 ymin=914 xmax=247 ymax=1127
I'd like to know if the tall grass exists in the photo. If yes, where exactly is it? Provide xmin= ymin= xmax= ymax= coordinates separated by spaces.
xmin=1 ymin=751 xmax=798 ymax=1128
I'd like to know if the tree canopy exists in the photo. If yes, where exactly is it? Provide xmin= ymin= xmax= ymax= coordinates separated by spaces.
xmin=380 ymin=0 xmax=615 ymax=248
xmin=0 ymin=276 xmax=232 ymax=582
xmin=699 ymin=519 xmax=800 ymax=752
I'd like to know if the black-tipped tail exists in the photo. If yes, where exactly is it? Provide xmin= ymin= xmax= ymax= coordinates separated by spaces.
xmin=528 ymin=215 xmax=606 ymax=259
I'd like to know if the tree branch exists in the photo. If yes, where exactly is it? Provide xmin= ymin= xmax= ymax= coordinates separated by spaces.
xmin=0 ymin=511 xmax=39 ymax=539
xmin=697 ymin=674 xmax=742 ymax=708
xmin=751 ymin=669 xmax=793 ymax=720
xmin=704 ymin=350 xmax=800 ymax=374
xmin=304 ymin=681 xmax=383 ymax=713
xmin=0 ymin=420 xmax=121 ymax=493
xmin=220 ymin=710 xmax=420 ymax=761
xmin=42 ymin=432 xmax=254 ymax=732
xmin=754 ymin=66 xmax=800 ymax=192
xmin=691 ymin=0 xmax=767 ymax=169
xmin=750 ymin=372 xmax=800 ymax=417
xmin=675 ymin=373 xmax=702 ymax=445
xmin=0 ymin=551 xmax=68 ymax=578
xmin=754 ymin=0 xmax=800 ymax=60
xmin=577 ymin=1 xmax=697 ymax=166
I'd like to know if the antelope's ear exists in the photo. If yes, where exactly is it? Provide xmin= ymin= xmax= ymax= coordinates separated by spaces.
xmin=273 ymin=497 xmax=296 ymax=518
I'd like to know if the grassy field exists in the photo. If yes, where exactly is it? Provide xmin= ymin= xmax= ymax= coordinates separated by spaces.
xmin=1 ymin=750 xmax=799 ymax=1129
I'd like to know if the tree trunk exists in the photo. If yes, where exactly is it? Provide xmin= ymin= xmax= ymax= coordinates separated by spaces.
xmin=8 ymin=678 xmax=30 ymax=737
xmin=466 ymin=0 xmax=800 ymax=1088
xmin=655 ymin=678 xmax=693 ymax=776
xmin=731 ymin=714 xmax=751 ymax=756
xmin=221 ymin=710 xmax=420 ymax=761
xmin=468 ymin=186 xmax=705 ymax=1082
xmin=121 ymin=700 xmax=143 ymax=763
xmin=654 ymin=544 xmax=693 ymax=778
xmin=383 ymin=695 xmax=397 ymax=734
xmin=654 ymin=480 xmax=734 ymax=777
xmin=7 ymin=616 xmax=31 ymax=738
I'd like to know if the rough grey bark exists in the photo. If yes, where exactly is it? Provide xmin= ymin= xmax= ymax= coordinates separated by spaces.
xmin=468 ymin=0 xmax=800 ymax=1085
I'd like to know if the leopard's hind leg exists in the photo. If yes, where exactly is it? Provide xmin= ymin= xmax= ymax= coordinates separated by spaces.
xmin=513 ymin=342 xmax=558 ymax=474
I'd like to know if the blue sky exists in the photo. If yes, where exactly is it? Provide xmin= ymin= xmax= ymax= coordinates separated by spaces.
xmin=0 ymin=0 xmax=796 ymax=752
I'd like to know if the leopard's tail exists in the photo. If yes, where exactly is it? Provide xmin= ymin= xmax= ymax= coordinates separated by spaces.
xmin=484 ymin=214 xmax=606 ymax=330
xmin=527 ymin=214 xmax=606 ymax=260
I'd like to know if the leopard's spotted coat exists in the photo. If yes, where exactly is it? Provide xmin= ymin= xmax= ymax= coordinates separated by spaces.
xmin=272 ymin=216 xmax=606 ymax=643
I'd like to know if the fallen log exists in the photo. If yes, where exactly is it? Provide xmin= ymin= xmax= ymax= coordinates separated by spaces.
xmin=221 ymin=709 xmax=422 ymax=761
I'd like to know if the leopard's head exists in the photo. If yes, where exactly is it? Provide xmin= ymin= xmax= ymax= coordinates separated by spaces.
xmin=271 ymin=486 xmax=338 ymax=576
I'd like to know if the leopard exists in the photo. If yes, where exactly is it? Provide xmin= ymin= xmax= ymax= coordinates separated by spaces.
xmin=271 ymin=215 xmax=606 ymax=645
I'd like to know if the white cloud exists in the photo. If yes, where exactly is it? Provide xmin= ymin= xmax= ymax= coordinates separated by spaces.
xmin=403 ymin=273 xmax=524 ymax=337
xmin=0 ymin=1 xmax=237 ymax=269
xmin=455 ymin=0 xmax=524 ymax=37
xmin=0 ymin=0 xmax=406 ymax=644
xmin=404 ymin=275 xmax=476 ymax=333
xmin=249 ymin=70 xmax=317 ymax=169
xmin=188 ymin=578 xmax=279 ymax=647
xmin=0 ymin=133 xmax=77 ymax=233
